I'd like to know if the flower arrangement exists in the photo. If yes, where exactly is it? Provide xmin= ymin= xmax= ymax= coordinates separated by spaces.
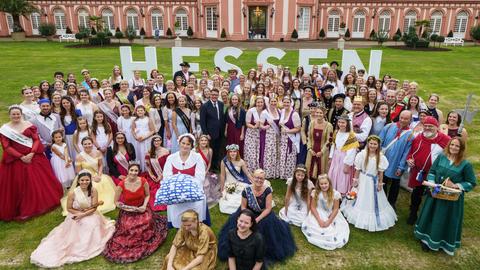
xmin=225 ymin=183 xmax=238 ymax=194
xmin=346 ymin=188 xmax=358 ymax=200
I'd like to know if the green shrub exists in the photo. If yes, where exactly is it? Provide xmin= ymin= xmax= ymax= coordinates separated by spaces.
xmin=395 ymin=28 xmax=402 ymax=37
xmin=447 ymin=30 xmax=453 ymax=37
xmin=187 ymin=26 xmax=194 ymax=37
xmin=166 ymin=28 xmax=173 ymax=37
xmin=221 ymin=28 xmax=227 ymax=38
xmin=88 ymin=37 xmax=111 ymax=46
xmin=38 ymin=23 xmax=56 ymax=37
xmin=319 ymin=29 xmax=326 ymax=38
xmin=140 ymin=27 xmax=146 ymax=36
xmin=470 ymin=26 xmax=480 ymax=43
xmin=344 ymin=28 xmax=350 ymax=38
xmin=369 ymin=29 xmax=376 ymax=40
xmin=91 ymin=27 xmax=97 ymax=35
xmin=376 ymin=32 xmax=389 ymax=45
xmin=291 ymin=29 xmax=298 ymax=39
xmin=66 ymin=27 xmax=72 ymax=34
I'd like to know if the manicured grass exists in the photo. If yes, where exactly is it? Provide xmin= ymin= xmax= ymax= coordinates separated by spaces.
xmin=0 ymin=42 xmax=479 ymax=269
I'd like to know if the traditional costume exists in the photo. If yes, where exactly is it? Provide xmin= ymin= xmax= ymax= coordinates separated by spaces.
xmin=244 ymin=107 xmax=263 ymax=172
xmin=278 ymin=108 xmax=301 ymax=179
xmin=349 ymin=97 xmax=372 ymax=148
xmin=261 ymin=108 xmax=281 ymax=179
xmin=414 ymin=154 xmax=477 ymax=255
xmin=305 ymin=120 xmax=334 ymax=181
xmin=328 ymin=129 xmax=359 ymax=195
xmin=327 ymin=94 xmax=349 ymax=130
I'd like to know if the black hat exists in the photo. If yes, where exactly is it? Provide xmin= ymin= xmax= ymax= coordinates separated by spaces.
xmin=330 ymin=61 xmax=340 ymax=66
xmin=321 ymin=84 xmax=335 ymax=91
xmin=308 ymin=102 xmax=319 ymax=108
xmin=333 ymin=93 xmax=346 ymax=101
xmin=303 ymin=85 xmax=315 ymax=91
xmin=180 ymin=62 xmax=190 ymax=68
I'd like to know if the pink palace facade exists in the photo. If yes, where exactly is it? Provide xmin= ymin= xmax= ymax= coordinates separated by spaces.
xmin=1 ymin=0 xmax=479 ymax=40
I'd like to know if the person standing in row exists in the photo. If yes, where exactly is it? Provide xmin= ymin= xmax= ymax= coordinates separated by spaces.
xmin=200 ymin=88 xmax=225 ymax=171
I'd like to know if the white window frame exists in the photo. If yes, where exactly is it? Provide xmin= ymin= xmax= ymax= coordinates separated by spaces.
xmin=102 ymin=9 xmax=115 ymax=33
xmin=404 ymin=11 xmax=417 ymax=33
xmin=175 ymin=9 xmax=188 ymax=36
xmin=126 ymin=9 xmax=140 ymax=35
xmin=205 ymin=6 xmax=218 ymax=38
xmin=429 ymin=11 xmax=442 ymax=35
xmin=54 ymin=9 xmax=67 ymax=35
xmin=352 ymin=10 xmax=366 ymax=38
xmin=298 ymin=7 xmax=311 ymax=39
xmin=31 ymin=12 xmax=41 ymax=35
xmin=453 ymin=11 xmax=468 ymax=38
xmin=78 ymin=9 xmax=89 ymax=30
xmin=6 ymin=13 xmax=14 ymax=34
xmin=378 ymin=11 xmax=391 ymax=34
xmin=327 ymin=10 xmax=340 ymax=38
xmin=151 ymin=9 xmax=164 ymax=36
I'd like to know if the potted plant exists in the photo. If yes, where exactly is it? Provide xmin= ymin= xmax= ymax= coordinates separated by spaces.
xmin=319 ymin=29 xmax=326 ymax=40
xmin=125 ymin=26 xmax=136 ymax=44
xmin=344 ymin=28 xmax=351 ymax=40
xmin=39 ymin=23 xmax=56 ymax=41
xmin=339 ymin=22 xmax=346 ymax=36
xmin=187 ymin=26 xmax=194 ymax=39
xmin=447 ymin=30 xmax=453 ymax=37
xmin=166 ymin=28 xmax=173 ymax=39
xmin=220 ymin=28 xmax=227 ymax=41
xmin=369 ymin=29 xmax=376 ymax=40
xmin=114 ymin=28 xmax=124 ymax=44
xmin=470 ymin=26 xmax=480 ymax=45
xmin=0 ymin=0 xmax=38 ymax=41
xmin=139 ymin=27 xmax=146 ymax=41
xmin=174 ymin=21 xmax=181 ymax=36
xmin=291 ymin=29 xmax=298 ymax=42
xmin=375 ymin=31 xmax=389 ymax=46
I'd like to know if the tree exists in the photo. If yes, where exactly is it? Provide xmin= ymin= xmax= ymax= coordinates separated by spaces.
xmin=369 ymin=29 xmax=376 ymax=40
xmin=319 ymin=29 xmax=326 ymax=39
xmin=430 ymin=34 xmax=439 ymax=46
xmin=140 ymin=27 xmax=146 ymax=37
xmin=89 ymin=15 xmax=103 ymax=32
xmin=66 ymin=27 xmax=72 ymax=34
xmin=75 ymin=32 xmax=84 ymax=42
xmin=187 ymin=26 xmax=194 ymax=38
xmin=125 ymin=26 xmax=136 ymax=43
xmin=344 ymin=28 xmax=351 ymax=39
xmin=291 ymin=29 xmax=298 ymax=40
xmin=166 ymin=28 xmax=173 ymax=37
xmin=393 ymin=33 xmax=401 ymax=45
xmin=415 ymin=20 xmax=430 ymax=37
xmin=470 ymin=26 xmax=480 ymax=45
xmin=114 ymin=29 xmax=124 ymax=43
xmin=447 ymin=30 xmax=454 ymax=37
xmin=0 ymin=0 xmax=38 ymax=32
xmin=436 ymin=35 xmax=445 ymax=47
xmin=395 ymin=28 xmax=402 ymax=37
xmin=91 ymin=27 xmax=97 ymax=36
xmin=38 ymin=23 xmax=56 ymax=40
xmin=220 ymin=28 xmax=227 ymax=39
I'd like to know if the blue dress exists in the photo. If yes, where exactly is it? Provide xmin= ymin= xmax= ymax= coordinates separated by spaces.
xmin=218 ymin=186 xmax=296 ymax=265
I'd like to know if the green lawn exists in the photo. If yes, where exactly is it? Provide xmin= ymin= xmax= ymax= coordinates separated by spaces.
xmin=0 ymin=42 xmax=479 ymax=269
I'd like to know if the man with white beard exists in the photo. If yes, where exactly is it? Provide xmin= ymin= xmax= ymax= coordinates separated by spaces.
xmin=405 ymin=116 xmax=450 ymax=225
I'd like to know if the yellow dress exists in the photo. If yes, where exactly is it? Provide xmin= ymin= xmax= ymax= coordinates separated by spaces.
xmin=162 ymin=223 xmax=217 ymax=270
xmin=61 ymin=152 xmax=117 ymax=215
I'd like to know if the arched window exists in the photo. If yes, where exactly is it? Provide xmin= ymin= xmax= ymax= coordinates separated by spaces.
xmin=126 ymin=8 xmax=139 ymax=30
xmin=379 ymin=10 xmax=391 ymax=33
xmin=352 ymin=10 xmax=366 ymax=38
xmin=454 ymin=11 xmax=468 ymax=37
xmin=298 ymin=7 xmax=311 ymax=38
xmin=54 ymin=9 xmax=67 ymax=34
xmin=31 ymin=12 xmax=41 ymax=35
xmin=327 ymin=10 xmax=340 ymax=37
xmin=78 ymin=8 xmax=89 ymax=30
xmin=205 ymin=6 xmax=218 ymax=38
xmin=175 ymin=8 xmax=188 ymax=36
xmin=151 ymin=9 xmax=164 ymax=33
xmin=102 ymin=9 xmax=115 ymax=31
xmin=430 ymin=11 xmax=442 ymax=35
xmin=403 ymin=10 xmax=417 ymax=32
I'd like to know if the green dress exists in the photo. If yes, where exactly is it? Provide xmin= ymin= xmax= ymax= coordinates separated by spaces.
xmin=414 ymin=154 xmax=477 ymax=255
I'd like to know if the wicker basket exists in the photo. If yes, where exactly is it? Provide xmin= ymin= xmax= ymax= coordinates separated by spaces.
xmin=431 ymin=179 xmax=462 ymax=201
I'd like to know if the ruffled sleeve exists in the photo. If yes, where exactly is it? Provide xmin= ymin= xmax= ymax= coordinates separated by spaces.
xmin=378 ymin=154 xmax=389 ymax=172
xmin=354 ymin=150 xmax=365 ymax=171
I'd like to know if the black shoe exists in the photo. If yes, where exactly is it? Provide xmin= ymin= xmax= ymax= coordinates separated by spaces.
xmin=421 ymin=242 xmax=430 ymax=252
xmin=407 ymin=213 xmax=417 ymax=225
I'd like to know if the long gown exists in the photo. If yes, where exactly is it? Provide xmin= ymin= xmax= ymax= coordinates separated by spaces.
xmin=62 ymin=112 xmax=81 ymax=161
xmin=132 ymin=117 xmax=153 ymax=171
xmin=305 ymin=123 xmax=334 ymax=182
xmin=328 ymin=131 xmax=358 ymax=195
xmin=219 ymin=158 xmax=252 ymax=214
xmin=30 ymin=187 xmax=115 ymax=268
xmin=414 ymin=154 xmax=477 ymax=255
xmin=171 ymin=109 xmax=190 ymax=153
xmin=218 ymin=186 xmax=296 ymax=264
xmin=341 ymin=150 xmax=397 ymax=232
xmin=50 ymin=143 xmax=76 ymax=188
xmin=0 ymin=125 xmax=63 ymax=221
xmin=161 ymin=223 xmax=217 ymax=270
xmin=261 ymin=110 xmax=280 ymax=179
xmin=279 ymin=109 xmax=301 ymax=180
xmin=94 ymin=126 xmax=110 ymax=173
xmin=117 ymin=116 xmax=136 ymax=145
xmin=107 ymin=145 xmax=136 ymax=185
xmin=163 ymin=151 xmax=210 ymax=228
xmin=278 ymin=178 xmax=314 ymax=226
xmin=301 ymin=190 xmax=350 ymax=250
xmin=61 ymin=151 xmax=117 ymax=215
xmin=198 ymin=149 xmax=222 ymax=207
xmin=103 ymin=177 xmax=168 ymax=263
xmin=244 ymin=108 xmax=262 ymax=172
xmin=225 ymin=108 xmax=246 ymax=156
xmin=144 ymin=152 xmax=170 ymax=211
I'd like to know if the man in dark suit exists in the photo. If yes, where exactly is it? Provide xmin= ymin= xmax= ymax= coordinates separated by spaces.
xmin=173 ymin=61 xmax=193 ymax=86
xmin=200 ymin=88 xmax=225 ymax=171
xmin=330 ymin=61 xmax=343 ymax=80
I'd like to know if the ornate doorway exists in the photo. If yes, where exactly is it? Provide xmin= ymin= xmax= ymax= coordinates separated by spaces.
xmin=248 ymin=6 xmax=267 ymax=39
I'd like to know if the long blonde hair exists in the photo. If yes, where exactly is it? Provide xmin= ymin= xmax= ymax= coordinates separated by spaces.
xmin=364 ymin=136 xmax=381 ymax=171
xmin=313 ymin=174 xmax=334 ymax=209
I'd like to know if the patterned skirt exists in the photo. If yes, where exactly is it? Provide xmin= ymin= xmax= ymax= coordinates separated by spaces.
xmin=278 ymin=134 xmax=298 ymax=180
xmin=103 ymin=208 xmax=168 ymax=263
xmin=244 ymin=128 xmax=260 ymax=172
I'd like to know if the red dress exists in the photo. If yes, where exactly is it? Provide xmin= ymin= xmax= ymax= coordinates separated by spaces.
xmin=144 ymin=153 xmax=170 ymax=211
xmin=103 ymin=177 xmax=168 ymax=263
xmin=0 ymin=125 xmax=63 ymax=221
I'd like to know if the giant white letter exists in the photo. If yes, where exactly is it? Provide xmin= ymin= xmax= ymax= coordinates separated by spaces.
xmin=214 ymin=47 xmax=244 ymax=75
xmin=298 ymin=49 xmax=328 ymax=74
xmin=171 ymin=47 xmax=200 ymax=76
xmin=256 ymin=48 xmax=286 ymax=71
xmin=120 ymin=46 xmax=158 ymax=81
xmin=341 ymin=50 xmax=382 ymax=78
